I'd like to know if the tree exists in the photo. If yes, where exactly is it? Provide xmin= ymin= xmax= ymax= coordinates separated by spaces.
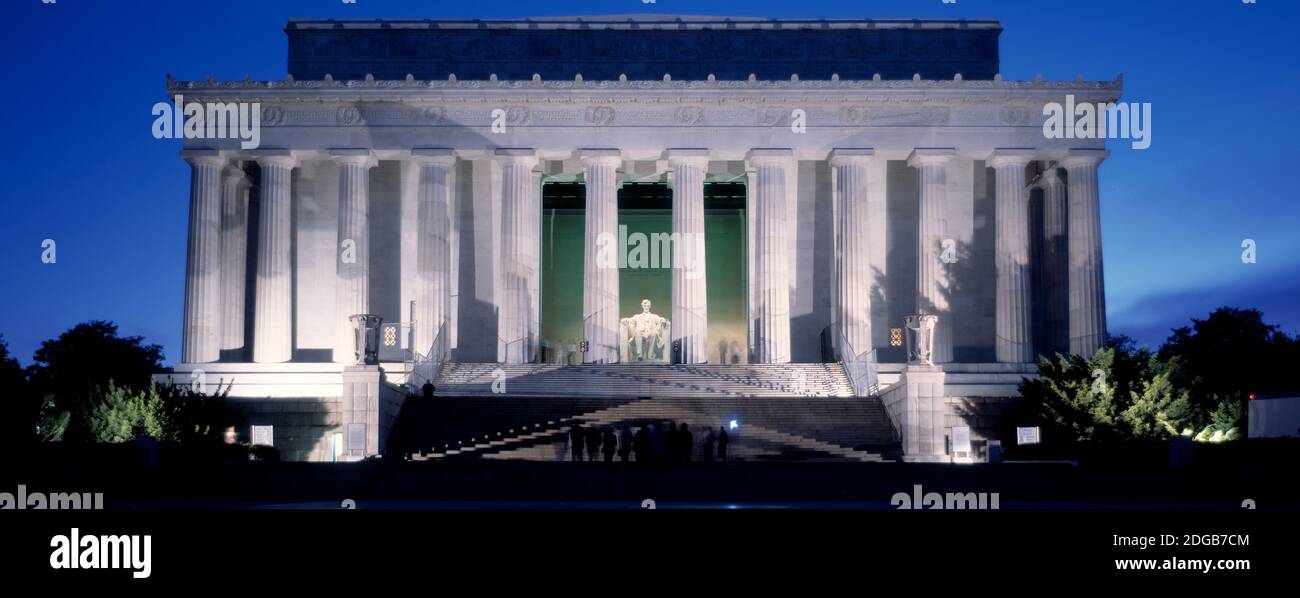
xmin=26 ymin=321 xmax=166 ymax=442
xmin=1159 ymin=307 xmax=1299 ymax=435
xmin=1120 ymin=359 xmax=1194 ymax=440
xmin=1021 ymin=308 xmax=1294 ymax=443
xmin=86 ymin=382 xmax=180 ymax=443
xmin=0 ymin=335 xmax=38 ymax=445
xmin=49 ymin=380 xmax=224 ymax=444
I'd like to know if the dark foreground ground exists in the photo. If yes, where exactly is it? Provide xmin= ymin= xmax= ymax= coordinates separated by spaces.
xmin=3 ymin=458 xmax=1296 ymax=509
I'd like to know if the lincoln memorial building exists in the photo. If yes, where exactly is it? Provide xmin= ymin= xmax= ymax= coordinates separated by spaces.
xmin=158 ymin=16 xmax=1117 ymax=462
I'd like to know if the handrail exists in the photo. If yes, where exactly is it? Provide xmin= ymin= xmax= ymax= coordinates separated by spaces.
xmin=497 ymin=335 xmax=532 ymax=364
xmin=830 ymin=322 xmax=880 ymax=398
xmin=406 ymin=320 xmax=448 ymax=391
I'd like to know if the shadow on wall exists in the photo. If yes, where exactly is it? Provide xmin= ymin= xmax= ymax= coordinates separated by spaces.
xmin=906 ymin=238 xmax=992 ymax=363
xmin=223 ymin=397 xmax=335 ymax=462
xmin=218 ymin=99 xmax=507 ymax=364
xmin=453 ymin=157 xmax=500 ymax=362
xmin=947 ymin=396 xmax=1029 ymax=463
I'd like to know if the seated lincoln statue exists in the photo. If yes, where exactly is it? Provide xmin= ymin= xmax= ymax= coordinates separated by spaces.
xmin=620 ymin=299 xmax=671 ymax=363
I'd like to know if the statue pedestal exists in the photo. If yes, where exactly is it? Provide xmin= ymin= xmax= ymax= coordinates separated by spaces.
xmin=895 ymin=365 xmax=948 ymax=462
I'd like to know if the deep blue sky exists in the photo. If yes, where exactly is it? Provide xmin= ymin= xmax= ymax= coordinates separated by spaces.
xmin=1 ymin=0 xmax=1297 ymax=364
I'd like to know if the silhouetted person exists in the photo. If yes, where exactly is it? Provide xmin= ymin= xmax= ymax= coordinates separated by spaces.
xmin=702 ymin=428 xmax=716 ymax=463
xmin=680 ymin=423 xmax=693 ymax=463
xmin=569 ymin=424 xmax=585 ymax=462
xmin=667 ymin=422 xmax=680 ymax=463
xmin=633 ymin=425 xmax=651 ymax=462
xmin=618 ymin=425 xmax=633 ymax=462
xmin=718 ymin=426 xmax=729 ymax=462
xmin=586 ymin=426 xmax=601 ymax=462
xmin=422 ymin=381 xmax=434 ymax=400
xmin=602 ymin=428 xmax=617 ymax=463
xmin=651 ymin=423 xmax=666 ymax=462
xmin=729 ymin=341 xmax=742 ymax=364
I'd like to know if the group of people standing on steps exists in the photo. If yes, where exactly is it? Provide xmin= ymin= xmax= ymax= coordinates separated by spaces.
xmin=567 ymin=422 xmax=730 ymax=463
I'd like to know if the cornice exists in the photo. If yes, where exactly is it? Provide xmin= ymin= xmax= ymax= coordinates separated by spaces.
xmin=284 ymin=17 xmax=1004 ymax=32
xmin=168 ymin=75 xmax=1122 ymax=95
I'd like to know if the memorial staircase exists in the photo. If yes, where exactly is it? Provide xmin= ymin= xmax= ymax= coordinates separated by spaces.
xmin=431 ymin=362 xmax=857 ymax=398
xmin=392 ymin=394 xmax=899 ymax=463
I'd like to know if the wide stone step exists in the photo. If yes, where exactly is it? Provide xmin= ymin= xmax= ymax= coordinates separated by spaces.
xmin=391 ymin=394 xmax=899 ymax=463
xmin=432 ymin=363 xmax=857 ymax=398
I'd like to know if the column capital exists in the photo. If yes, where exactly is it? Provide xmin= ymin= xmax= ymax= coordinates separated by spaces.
xmin=247 ymin=149 xmax=298 ymax=168
xmin=411 ymin=148 xmax=457 ymax=166
xmin=330 ymin=149 xmax=377 ymax=168
xmin=578 ymin=148 xmax=623 ymax=168
xmin=496 ymin=148 xmax=539 ymax=168
xmin=828 ymin=148 xmax=875 ymax=167
xmin=746 ymin=148 xmax=794 ymax=167
xmin=1061 ymin=148 xmax=1109 ymax=168
xmin=985 ymin=148 xmax=1037 ymax=169
xmin=181 ymin=148 xmax=226 ymax=167
xmin=907 ymin=148 xmax=956 ymax=168
xmin=666 ymin=148 xmax=711 ymax=169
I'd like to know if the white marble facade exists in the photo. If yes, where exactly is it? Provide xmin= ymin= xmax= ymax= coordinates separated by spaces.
xmin=172 ymin=18 xmax=1117 ymax=379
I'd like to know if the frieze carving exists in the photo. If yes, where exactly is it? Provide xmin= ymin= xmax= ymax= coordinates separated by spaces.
xmin=755 ymin=107 xmax=787 ymax=127
xmin=999 ymin=106 xmax=1032 ymax=126
xmin=864 ymin=106 xmax=950 ymax=126
xmin=331 ymin=104 xmax=449 ymax=126
xmin=584 ymin=106 xmax=616 ymax=125
xmin=217 ymin=102 xmax=1060 ymax=130
xmin=503 ymin=106 xmax=530 ymax=125
xmin=336 ymin=106 xmax=364 ymax=126
xmin=673 ymin=107 xmax=704 ymax=126
xmin=261 ymin=106 xmax=284 ymax=126
xmin=170 ymin=76 xmax=1115 ymax=130
xmin=422 ymin=106 xmax=446 ymax=124
xmin=838 ymin=107 xmax=870 ymax=125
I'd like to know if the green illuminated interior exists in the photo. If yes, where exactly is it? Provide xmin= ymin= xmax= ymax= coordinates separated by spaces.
xmin=540 ymin=182 xmax=748 ymax=364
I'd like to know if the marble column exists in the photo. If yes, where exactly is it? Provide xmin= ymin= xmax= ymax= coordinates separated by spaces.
xmin=180 ymin=149 xmax=225 ymax=364
xmin=529 ymin=169 xmax=542 ymax=358
xmin=907 ymin=149 xmax=955 ymax=364
xmin=1063 ymin=149 xmax=1109 ymax=357
xmin=331 ymin=150 xmax=377 ymax=364
xmin=668 ymin=149 xmax=710 ymax=364
xmin=411 ymin=149 xmax=456 ymax=357
xmin=989 ymin=149 xmax=1036 ymax=363
xmin=745 ymin=169 xmax=757 ymax=362
xmin=498 ymin=149 xmax=540 ymax=364
xmin=748 ymin=149 xmax=793 ymax=364
xmin=581 ymin=149 xmax=622 ymax=363
xmin=251 ymin=151 xmax=297 ymax=363
xmin=829 ymin=149 xmax=876 ymax=359
xmin=1041 ymin=167 xmax=1070 ymax=355
xmin=218 ymin=163 xmax=249 ymax=353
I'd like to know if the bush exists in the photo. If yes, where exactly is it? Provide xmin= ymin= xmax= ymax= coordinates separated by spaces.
xmin=1021 ymin=338 xmax=1242 ymax=444
xmin=39 ymin=381 xmax=228 ymax=444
